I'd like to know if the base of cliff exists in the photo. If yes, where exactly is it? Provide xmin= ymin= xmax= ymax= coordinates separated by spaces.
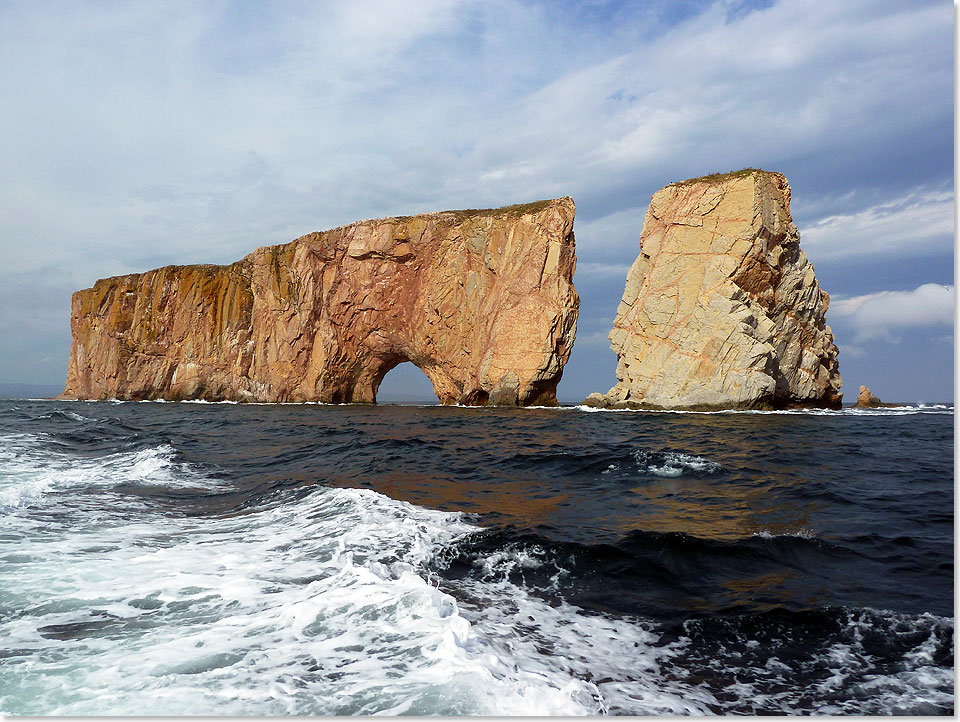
xmin=581 ymin=392 xmax=843 ymax=412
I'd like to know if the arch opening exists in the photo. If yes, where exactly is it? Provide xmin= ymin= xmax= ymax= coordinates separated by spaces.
xmin=375 ymin=360 xmax=439 ymax=405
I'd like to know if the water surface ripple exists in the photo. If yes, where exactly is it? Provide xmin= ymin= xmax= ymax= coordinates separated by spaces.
xmin=0 ymin=400 xmax=952 ymax=715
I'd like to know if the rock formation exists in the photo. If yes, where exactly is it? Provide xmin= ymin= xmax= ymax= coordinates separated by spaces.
xmin=61 ymin=199 xmax=579 ymax=405
xmin=585 ymin=170 xmax=842 ymax=410
xmin=855 ymin=385 xmax=884 ymax=408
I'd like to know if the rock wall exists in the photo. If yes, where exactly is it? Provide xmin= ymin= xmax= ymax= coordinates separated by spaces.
xmin=587 ymin=170 xmax=842 ymax=410
xmin=62 ymin=198 xmax=579 ymax=405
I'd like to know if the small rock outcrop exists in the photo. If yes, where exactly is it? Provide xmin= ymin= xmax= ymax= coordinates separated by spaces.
xmin=855 ymin=385 xmax=884 ymax=408
xmin=586 ymin=170 xmax=842 ymax=410
xmin=62 ymin=199 xmax=579 ymax=405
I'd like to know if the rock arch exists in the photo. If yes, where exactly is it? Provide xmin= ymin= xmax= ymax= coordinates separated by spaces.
xmin=62 ymin=199 xmax=580 ymax=406
xmin=371 ymin=357 xmax=452 ymax=405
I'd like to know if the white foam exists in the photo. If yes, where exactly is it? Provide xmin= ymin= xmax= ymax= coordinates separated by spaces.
xmin=0 ymin=434 xmax=56 ymax=508
xmin=0 ymin=433 xmax=951 ymax=715
xmin=0 ymin=483 xmax=629 ymax=715
xmin=180 ymin=399 xmax=239 ymax=404
xmin=44 ymin=399 xmax=957 ymax=414
xmin=452 ymin=552 xmax=717 ymax=715
xmin=636 ymin=451 xmax=721 ymax=477
xmin=573 ymin=404 xmax=606 ymax=413
xmin=572 ymin=404 xmax=953 ymax=416
xmin=752 ymin=528 xmax=816 ymax=539
xmin=0 ymin=434 xmax=223 ymax=510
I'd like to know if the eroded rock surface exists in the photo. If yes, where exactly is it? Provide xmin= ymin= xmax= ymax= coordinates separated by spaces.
xmin=587 ymin=170 xmax=842 ymax=410
xmin=62 ymin=199 xmax=579 ymax=405
xmin=855 ymin=385 xmax=883 ymax=408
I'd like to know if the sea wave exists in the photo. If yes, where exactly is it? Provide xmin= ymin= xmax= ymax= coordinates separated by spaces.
xmin=443 ymin=528 xmax=954 ymax=714
xmin=0 ymin=400 xmax=952 ymax=715
xmin=600 ymin=450 xmax=722 ymax=478
xmin=0 ymin=434 xmax=223 ymax=510
xmin=0 ymin=468 xmax=952 ymax=715
xmin=637 ymin=450 xmax=721 ymax=477
xmin=672 ymin=606 xmax=954 ymax=715
xmin=0 ymin=480 xmax=616 ymax=715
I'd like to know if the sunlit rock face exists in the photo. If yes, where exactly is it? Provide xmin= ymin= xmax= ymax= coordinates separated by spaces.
xmin=62 ymin=198 xmax=579 ymax=405
xmin=856 ymin=385 xmax=883 ymax=408
xmin=586 ymin=170 xmax=842 ymax=410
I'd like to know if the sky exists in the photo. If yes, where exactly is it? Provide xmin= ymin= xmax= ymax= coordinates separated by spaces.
xmin=0 ymin=0 xmax=954 ymax=403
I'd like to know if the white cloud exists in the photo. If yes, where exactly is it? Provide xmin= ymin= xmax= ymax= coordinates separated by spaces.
xmin=799 ymin=189 xmax=954 ymax=261
xmin=837 ymin=344 xmax=865 ymax=359
xmin=575 ymin=262 xmax=631 ymax=280
xmin=0 ymin=0 xmax=951 ymax=279
xmin=830 ymin=283 xmax=955 ymax=342
xmin=572 ymin=330 xmax=614 ymax=348
xmin=0 ymin=0 xmax=952 ymax=389
xmin=573 ymin=206 xmax=647 ymax=251
xmin=455 ymin=0 xmax=952 ymax=207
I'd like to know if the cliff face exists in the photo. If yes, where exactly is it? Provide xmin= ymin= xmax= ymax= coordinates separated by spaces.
xmin=62 ymin=198 xmax=579 ymax=405
xmin=587 ymin=170 xmax=842 ymax=410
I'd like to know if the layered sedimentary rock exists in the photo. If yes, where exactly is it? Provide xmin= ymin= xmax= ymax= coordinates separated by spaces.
xmin=586 ymin=170 xmax=842 ymax=410
xmin=62 ymin=199 xmax=579 ymax=405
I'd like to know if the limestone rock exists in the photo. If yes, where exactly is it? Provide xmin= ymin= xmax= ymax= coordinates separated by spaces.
xmin=589 ymin=170 xmax=842 ymax=410
xmin=61 ymin=198 xmax=579 ymax=405
xmin=855 ymin=385 xmax=883 ymax=408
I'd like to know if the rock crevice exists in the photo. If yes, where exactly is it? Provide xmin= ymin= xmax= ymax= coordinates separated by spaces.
xmin=62 ymin=198 xmax=579 ymax=405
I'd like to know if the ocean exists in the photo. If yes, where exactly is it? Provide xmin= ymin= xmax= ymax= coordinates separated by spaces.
xmin=0 ymin=399 xmax=953 ymax=715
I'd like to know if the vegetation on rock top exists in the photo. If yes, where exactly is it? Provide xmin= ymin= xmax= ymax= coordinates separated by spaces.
xmin=668 ymin=168 xmax=766 ymax=187
xmin=393 ymin=198 xmax=566 ymax=223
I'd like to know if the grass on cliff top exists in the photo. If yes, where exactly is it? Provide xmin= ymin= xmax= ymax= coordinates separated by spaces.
xmin=668 ymin=168 xmax=767 ymax=187
xmin=393 ymin=198 xmax=567 ymax=223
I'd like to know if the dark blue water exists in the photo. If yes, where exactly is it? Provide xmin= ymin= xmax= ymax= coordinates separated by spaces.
xmin=0 ymin=399 xmax=953 ymax=714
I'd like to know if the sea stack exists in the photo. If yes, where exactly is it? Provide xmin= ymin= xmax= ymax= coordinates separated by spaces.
xmin=855 ymin=385 xmax=883 ymax=408
xmin=61 ymin=199 xmax=579 ymax=405
xmin=585 ymin=170 xmax=842 ymax=410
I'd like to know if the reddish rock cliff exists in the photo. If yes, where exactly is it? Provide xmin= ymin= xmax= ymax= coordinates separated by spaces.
xmin=62 ymin=199 xmax=579 ymax=405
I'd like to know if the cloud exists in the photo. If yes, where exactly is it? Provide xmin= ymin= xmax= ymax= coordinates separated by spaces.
xmin=575 ymin=330 xmax=616 ymax=347
xmin=3 ymin=0 xmax=950 ymax=277
xmin=0 ymin=0 xmax=952 ymax=394
xmin=456 ymin=0 xmax=952 ymax=210
xmin=830 ymin=283 xmax=955 ymax=343
xmin=798 ymin=188 xmax=953 ymax=262
xmin=0 ymin=267 xmax=75 ymax=383
xmin=572 ymin=206 xmax=647 ymax=254
xmin=575 ymin=262 xmax=632 ymax=280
